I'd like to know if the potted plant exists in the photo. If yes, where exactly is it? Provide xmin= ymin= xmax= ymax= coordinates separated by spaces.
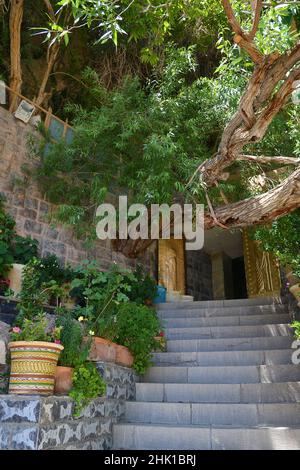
xmin=71 ymin=262 xmax=136 ymax=366
xmin=54 ymin=310 xmax=90 ymax=395
xmin=114 ymin=302 xmax=161 ymax=375
xmin=8 ymin=313 xmax=63 ymax=395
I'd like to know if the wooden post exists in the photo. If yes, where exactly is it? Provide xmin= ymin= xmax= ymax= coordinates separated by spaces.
xmin=45 ymin=106 xmax=52 ymax=130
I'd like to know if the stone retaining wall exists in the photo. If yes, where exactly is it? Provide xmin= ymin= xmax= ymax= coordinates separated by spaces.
xmin=0 ymin=106 xmax=156 ymax=272
xmin=0 ymin=362 xmax=136 ymax=450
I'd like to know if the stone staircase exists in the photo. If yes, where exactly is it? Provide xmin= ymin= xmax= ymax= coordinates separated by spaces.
xmin=113 ymin=297 xmax=300 ymax=450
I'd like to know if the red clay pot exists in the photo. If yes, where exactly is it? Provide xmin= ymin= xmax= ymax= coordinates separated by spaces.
xmin=87 ymin=337 xmax=118 ymax=363
xmin=54 ymin=366 xmax=73 ymax=395
xmin=115 ymin=345 xmax=134 ymax=368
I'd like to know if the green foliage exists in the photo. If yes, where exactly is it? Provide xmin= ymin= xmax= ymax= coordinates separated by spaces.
xmin=71 ymin=261 xmax=136 ymax=339
xmin=0 ymin=198 xmax=16 ymax=278
xmin=127 ymin=264 xmax=157 ymax=305
xmin=15 ymin=258 xmax=73 ymax=325
xmin=69 ymin=362 xmax=106 ymax=417
xmin=32 ymin=255 xmax=75 ymax=286
xmin=56 ymin=311 xmax=90 ymax=367
xmin=114 ymin=302 xmax=161 ymax=375
xmin=10 ymin=313 xmax=62 ymax=342
xmin=291 ymin=321 xmax=300 ymax=340
xmin=0 ymin=196 xmax=38 ymax=275
xmin=15 ymin=259 xmax=47 ymax=324
xmin=251 ymin=210 xmax=300 ymax=272
xmin=12 ymin=236 xmax=39 ymax=264
xmin=32 ymin=47 xmax=229 ymax=238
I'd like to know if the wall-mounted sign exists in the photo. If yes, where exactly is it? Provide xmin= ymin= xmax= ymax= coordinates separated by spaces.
xmin=14 ymin=100 xmax=35 ymax=123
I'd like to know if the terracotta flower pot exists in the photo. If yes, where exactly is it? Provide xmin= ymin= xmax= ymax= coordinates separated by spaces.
xmin=87 ymin=337 xmax=118 ymax=362
xmin=7 ymin=263 xmax=25 ymax=296
xmin=8 ymin=341 xmax=64 ymax=395
xmin=115 ymin=345 xmax=134 ymax=368
xmin=54 ymin=366 xmax=73 ymax=395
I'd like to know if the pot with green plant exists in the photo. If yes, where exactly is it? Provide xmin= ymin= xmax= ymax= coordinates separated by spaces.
xmin=8 ymin=313 xmax=63 ymax=395
xmin=114 ymin=302 xmax=162 ymax=375
xmin=54 ymin=310 xmax=90 ymax=395
xmin=71 ymin=262 xmax=136 ymax=365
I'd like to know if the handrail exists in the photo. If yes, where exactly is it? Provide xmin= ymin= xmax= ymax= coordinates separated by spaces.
xmin=2 ymin=83 xmax=73 ymax=133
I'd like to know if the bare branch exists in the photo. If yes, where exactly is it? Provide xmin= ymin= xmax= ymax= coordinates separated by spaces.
xmin=222 ymin=0 xmax=264 ymax=63
xmin=222 ymin=0 xmax=244 ymax=36
xmin=43 ymin=0 xmax=55 ymax=22
xmin=248 ymin=0 xmax=263 ymax=40
xmin=234 ymin=34 xmax=263 ymax=63
xmin=238 ymin=155 xmax=300 ymax=165
xmin=204 ymin=167 xmax=300 ymax=229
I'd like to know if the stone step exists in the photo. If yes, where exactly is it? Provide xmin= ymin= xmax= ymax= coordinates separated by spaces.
xmin=151 ymin=349 xmax=294 ymax=367
xmin=158 ymin=304 xmax=287 ymax=319
xmin=161 ymin=313 xmax=291 ymax=329
xmin=135 ymin=382 xmax=300 ymax=403
xmin=124 ymin=402 xmax=300 ymax=426
xmin=113 ymin=423 xmax=300 ymax=450
xmin=156 ymin=297 xmax=284 ymax=310
xmin=165 ymin=324 xmax=292 ymax=340
xmin=142 ymin=364 xmax=300 ymax=384
xmin=167 ymin=335 xmax=293 ymax=352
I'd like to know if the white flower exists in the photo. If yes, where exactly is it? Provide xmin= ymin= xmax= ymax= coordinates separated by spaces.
xmin=89 ymin=330 xmax=95 ymax=336
xmin=78 ymin=316 xmax=84 ymax=322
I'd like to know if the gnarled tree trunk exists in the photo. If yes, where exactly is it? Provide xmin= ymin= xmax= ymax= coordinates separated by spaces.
xmin=9 ymin=0 xmax=24 ymax=111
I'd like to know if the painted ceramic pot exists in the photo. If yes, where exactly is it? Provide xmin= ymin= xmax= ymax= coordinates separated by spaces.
xmin=8 ymin=341 xmax=64 ymax=395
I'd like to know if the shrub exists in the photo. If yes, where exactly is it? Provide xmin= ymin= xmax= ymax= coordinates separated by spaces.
xmin=56 ymin=311 xmax=90 ymax=368
xmin=11 ymin=236 xmax=38 ymax=264
xmin=10 ymin=313 xmax=62 ymax=342
xmin=71 ymin=261 xmax=136 ymax=338
xmin=127 ymin=264 xmax=157 ymax=305
xmin=291 ymin=321 xmax=300 ymax=340
xmin=69 ymin=362 xmax=106 ymax=417
xmin=115 ymin=302 xmax=161 ymax=375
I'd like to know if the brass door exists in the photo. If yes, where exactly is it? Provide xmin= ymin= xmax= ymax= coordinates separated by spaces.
xmin=158 ymin=239 xmax=185 ymax=294
xmin=243 ymin=230 xmax=281 ymax=298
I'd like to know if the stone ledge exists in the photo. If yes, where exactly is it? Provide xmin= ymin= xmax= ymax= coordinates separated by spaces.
xmin=0 ymin=395 xmax=122 ymax=450
xmin=0 ymin=360 xmax=137 ymax=450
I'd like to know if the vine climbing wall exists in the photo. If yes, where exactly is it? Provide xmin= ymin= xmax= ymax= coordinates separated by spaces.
xmin=0 ymin=106 xmax=156 ymax=272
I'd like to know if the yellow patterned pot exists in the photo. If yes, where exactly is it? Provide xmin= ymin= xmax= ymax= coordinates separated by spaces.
xmin=8 ymin=341 xmax=64 ymax=395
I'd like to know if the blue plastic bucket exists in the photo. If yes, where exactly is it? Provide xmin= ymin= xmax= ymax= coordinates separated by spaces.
xmin=153 ymin=285 xmax=167 ymax=304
